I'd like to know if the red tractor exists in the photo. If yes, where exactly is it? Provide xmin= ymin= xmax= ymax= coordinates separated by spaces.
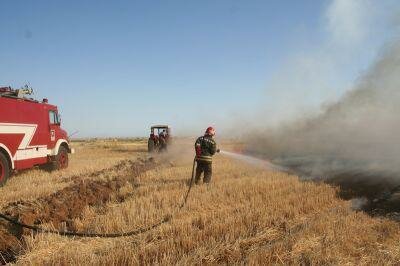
xmin=148 ymin=125 xmax=171 ymax=153
xmin=0 ymin=86 xmax=74 ymax=186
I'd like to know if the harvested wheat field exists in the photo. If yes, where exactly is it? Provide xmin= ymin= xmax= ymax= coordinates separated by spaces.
xmin=0 ymin=139 xmax=400 ymax=265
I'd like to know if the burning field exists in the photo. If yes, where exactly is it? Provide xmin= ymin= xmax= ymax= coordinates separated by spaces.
xmin=1 ymin=139 xmax=400 ymax=265
xmin=244 ymin=40 xmax=400 ymax=218
xmin=2 ymin=1 xmax=400 ymax=265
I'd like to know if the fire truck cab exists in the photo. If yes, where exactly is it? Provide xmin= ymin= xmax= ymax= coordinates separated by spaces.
xmin=0 ymin=86 xmax=74 ymax=186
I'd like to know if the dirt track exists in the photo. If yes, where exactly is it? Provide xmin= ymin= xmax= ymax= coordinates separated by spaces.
xmin=0 ymin=158 xmax=156 ymax=264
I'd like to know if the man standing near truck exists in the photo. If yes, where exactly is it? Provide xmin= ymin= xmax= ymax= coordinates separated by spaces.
xmin=194 ymin=126 xmax=220 ymax=184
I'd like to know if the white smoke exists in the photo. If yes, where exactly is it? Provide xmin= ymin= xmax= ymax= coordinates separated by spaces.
xmin=247 ymin=41 xmax=400 ymax=176
xmin=258 ymin=0 xmax=398 ymax=127
xmin=243 ymin=1 xmax=400 ymax=182
xmin=326 ymin=0 xmax=372 ymax=47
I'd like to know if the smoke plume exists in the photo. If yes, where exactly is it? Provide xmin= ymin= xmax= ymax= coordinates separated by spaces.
xmin=246 ymin=40 xmax=400 ymax=188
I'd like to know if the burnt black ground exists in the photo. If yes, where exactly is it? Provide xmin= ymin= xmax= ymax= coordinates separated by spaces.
xmin=271 ymin=157 xmax=400 ymax=219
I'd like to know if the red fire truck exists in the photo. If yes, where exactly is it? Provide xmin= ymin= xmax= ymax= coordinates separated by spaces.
xmin=0 ymin=86 xmax=74 ymax=186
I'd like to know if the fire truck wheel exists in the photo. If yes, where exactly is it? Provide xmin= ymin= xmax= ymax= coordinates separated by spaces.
xmin=0 ymin=153 xmax=10 ymax=186
xmin=53 ymin=146 xmax=69 ymax=170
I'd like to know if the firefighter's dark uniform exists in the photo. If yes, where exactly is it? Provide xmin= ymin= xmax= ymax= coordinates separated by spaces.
xmin=195 ymin=135 xmax=217 ymax=184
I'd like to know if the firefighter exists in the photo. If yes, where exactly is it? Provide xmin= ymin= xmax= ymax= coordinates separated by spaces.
xmin=159 ymin=130 xmax=168 ymax=151
xmin=194 ymin=126 xmax=220 ymax=184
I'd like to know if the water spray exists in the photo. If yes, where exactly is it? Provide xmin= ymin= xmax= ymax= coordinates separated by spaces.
xmin=219 ymin=150 xmax=286 ymax=171
xmin=68 ymin=130 xmax=79 ymax=139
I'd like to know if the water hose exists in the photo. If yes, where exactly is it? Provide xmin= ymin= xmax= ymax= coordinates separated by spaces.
xmin=0 ymin=158 xmax=198 ymax=238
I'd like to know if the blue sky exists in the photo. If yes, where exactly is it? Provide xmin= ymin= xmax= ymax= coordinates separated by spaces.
xmin=0 ymin=1 xmax=398 ymax=137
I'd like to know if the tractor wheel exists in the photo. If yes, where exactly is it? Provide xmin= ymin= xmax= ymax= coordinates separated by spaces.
xmin=51 ymin=146 xmax=69 ymax=171
xmin=148 ymin=139 xmax=155 ymax=153
xmin=0 ymin=153 xmax=10 ymax=187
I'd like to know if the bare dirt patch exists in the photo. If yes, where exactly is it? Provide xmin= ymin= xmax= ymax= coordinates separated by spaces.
xmin=0 ymin=158 xmax=156 ymax=264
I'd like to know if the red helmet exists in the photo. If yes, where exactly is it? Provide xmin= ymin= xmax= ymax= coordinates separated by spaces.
xmin=205 ymin=126 xmax=216 ymax=136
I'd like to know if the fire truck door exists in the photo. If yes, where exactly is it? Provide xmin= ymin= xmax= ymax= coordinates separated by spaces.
xmin=48 ymin=110 xmax=58 ymax=146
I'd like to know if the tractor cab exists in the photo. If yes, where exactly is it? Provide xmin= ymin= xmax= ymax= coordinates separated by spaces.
xmin=148 ymin=125 xmax=171 ymax=153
